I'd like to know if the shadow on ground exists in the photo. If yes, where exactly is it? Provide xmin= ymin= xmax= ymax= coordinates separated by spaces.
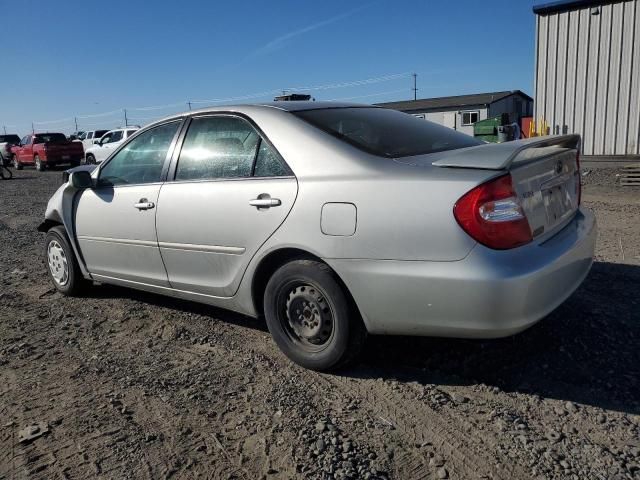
xmin=82 ymin=261 xmax=639 ymax=415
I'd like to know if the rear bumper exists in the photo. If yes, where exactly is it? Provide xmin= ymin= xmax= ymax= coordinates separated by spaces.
xmin=327 ymin=207 xmax=597 ymax=338
xmin=44 ymin=155 xmax=82 ymax=165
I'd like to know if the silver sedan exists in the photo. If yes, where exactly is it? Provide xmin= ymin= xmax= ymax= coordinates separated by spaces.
xmin=39 ymin=102 xmax=596 ymax=370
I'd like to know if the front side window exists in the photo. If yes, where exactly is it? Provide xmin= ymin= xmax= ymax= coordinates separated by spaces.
xmin=176 ymin=116 xmax=260 ymax=181
xmin=98 ymin=121 xmax=180 ymax=187
xmin=294 ymin=107 xmax=482 ymax=158
xmin=20 ymin=136 xmax=30 ymax=146
xmin=95 ymin=130 xmax=108 ymax=138
xmin=126 ymin=129 xmax=137 ymax=138
xmin=87 ymin=132 xmax=93 ymax=140
xmin=105 ymin=131 xmax=123 ymax=143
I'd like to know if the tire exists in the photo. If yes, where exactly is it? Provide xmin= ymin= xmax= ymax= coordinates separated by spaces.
xmin=264 ymin=259 xmax=367 ymax=371
xmin=85 ymin=154 xmax=95 ymax=165
xmin=13 ymin=155 xmax=22 ymax=170
xmin=70 ymin=159 xmax=80 ymax=167
xmin=35 ymin=155 xmax=45 ymax=171
xmin=0 ymin=166 xmax=12 ymax=180
xmin=44 ymin=226 xmax=87 ymax=296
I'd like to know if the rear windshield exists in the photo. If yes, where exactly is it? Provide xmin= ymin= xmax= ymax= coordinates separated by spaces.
xmin=34 ymin=133 xmax=67 ymax=144
xmin=294 ymin=107 xmax=482 ymax=158
xmin=0 ymin=135 xmax=20 ymax=144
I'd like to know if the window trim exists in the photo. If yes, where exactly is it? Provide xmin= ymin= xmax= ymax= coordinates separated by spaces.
xmin=461 ymin=110 xmax=480 ymax=126
xmin=166 ymin=112 xmax=294 ymax=184
xmin=95 ymin=118 xmax=186 ymax=189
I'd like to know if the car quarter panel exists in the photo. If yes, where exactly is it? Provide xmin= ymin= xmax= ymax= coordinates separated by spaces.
xmin=324 ymin=207 xmax=596 ymax=336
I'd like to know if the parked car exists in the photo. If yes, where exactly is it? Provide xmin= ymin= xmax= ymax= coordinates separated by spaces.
xmin=38 ymin=103 xmax=596 ymax=371
xmin=68 ymin=131 xmax=85 ymax=141
xmin=84 ymin=128 xmax=138 ymax=164
xmin=0 ymin=134 xmax=21 ymax=166
xmin=12 ymin=133 xmax=84 ymax=171
xmin=75 ymin=129 xmax=109 ymax=152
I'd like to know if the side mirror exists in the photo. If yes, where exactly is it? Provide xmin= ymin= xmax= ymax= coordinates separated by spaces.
xmin=69 ymin=171 xmax=93 ymax=189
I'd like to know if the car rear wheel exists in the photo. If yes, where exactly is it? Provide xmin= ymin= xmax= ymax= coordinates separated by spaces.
xmin=45 ymin=226 xmax=86 ymax=296
xmin=35 ymin=155 xmax=45 ymax=171
xmin=264 ymin=259 xmax=366 ymax=371
xmin=13 ymin=155 xmax=22 ymax=170
xmin=85 ymin=154 xmax=96 ymax=165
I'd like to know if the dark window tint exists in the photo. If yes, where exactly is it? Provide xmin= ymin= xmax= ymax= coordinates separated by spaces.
xmin=254 ymin=140 xmax=291 ymax=177
xmin=0 ymin=135 xmax=20 ymax=144
xmin=294 ymin=107 xmax=482 ymax=158
xmin=98 ymin=121 xmax=180 ymax=186
xmin=176 ymin=116 xmax=260 ymax=181
xmin=95 ymin=130 xmax=109 ymax=138
xmin=34 ymin=133 xmax=67 ymax=144
xmin=87 ymin=132 xmax=94 ymax=139
xmin=126 ymin=130 xmax=137 ymax=137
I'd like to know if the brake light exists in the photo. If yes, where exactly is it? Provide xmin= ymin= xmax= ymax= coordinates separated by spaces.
xmin=453 ymin=174 xmax=532 ymax=250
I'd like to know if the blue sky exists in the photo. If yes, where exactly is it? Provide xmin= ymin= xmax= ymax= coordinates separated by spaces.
xmin=1 ymin=0 xmax=541 ymax=134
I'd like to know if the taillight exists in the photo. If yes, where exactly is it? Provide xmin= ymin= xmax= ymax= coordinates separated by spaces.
xmin=453 ymin=174 xmax=532 ymax=250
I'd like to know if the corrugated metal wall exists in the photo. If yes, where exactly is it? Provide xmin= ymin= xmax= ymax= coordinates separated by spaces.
xmin=534 ymin=0 xmax=640 ymax=156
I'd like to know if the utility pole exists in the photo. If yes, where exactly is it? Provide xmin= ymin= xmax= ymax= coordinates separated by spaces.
xmin=2 ymin=126 xmax=6 ymax=134
xmin=74 ymin=117 xmax=79 ymax=133
xmin=187 ymin=101 xmax=192 ymax=111
xmin=123 ymin=109 xmax=128 ymax=127
xmin=32 ymin=122 xmax=35 ymax=134
xmin=412 ymin=73 xmax=418 ymax=101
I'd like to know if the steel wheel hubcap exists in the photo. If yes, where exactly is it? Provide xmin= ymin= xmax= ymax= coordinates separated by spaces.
xmin=285 ymin=284 xmax=333 ymax=345
xmin=47 ymin=240 xmax=69 ymax=286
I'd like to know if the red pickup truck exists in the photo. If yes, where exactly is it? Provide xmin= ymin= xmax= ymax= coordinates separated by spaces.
xmin=12 ymin=133 xmax=84 ymax=171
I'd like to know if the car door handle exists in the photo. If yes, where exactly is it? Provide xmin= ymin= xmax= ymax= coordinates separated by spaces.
xmin=134 ymin=199 xmax=155 ymax=210
xmin=249 ymin=197 xmax=281 ymax=208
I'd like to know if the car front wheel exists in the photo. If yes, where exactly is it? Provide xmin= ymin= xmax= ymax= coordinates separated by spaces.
xmin=45 ymin=226 xmax=86 ymax=296
xmin=13 ymin=156 xmax=22 ymax=170
xmin=264 ymin=259 xmax=366 ymax=371
xmin=85 ymin=154 xmax=96 ymax=165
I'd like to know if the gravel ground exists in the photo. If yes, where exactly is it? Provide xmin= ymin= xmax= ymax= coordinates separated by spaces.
xmin=0 ymin=166 xmax=638 ymax=480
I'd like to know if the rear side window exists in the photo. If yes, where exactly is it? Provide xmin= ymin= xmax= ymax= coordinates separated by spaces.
xmin=176 ymin=116 xmax=259 ymax=180
xmin=294 ymin=107 xmax=482 ymax=158
xmin=0 ymin=135 xmax=20 ymax=144
xmin=126 ymin=130 xmax=137 ymax=137
xmin=98 ymin=121 xmax=180 ymax=186
xmin=95 ymin=130 xmax=108 ymax=138
xmin=34 ymin=133 xmax=67 ymax=144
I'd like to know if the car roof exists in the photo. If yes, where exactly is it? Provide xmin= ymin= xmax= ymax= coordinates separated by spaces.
xmin=149 ymin=101 xmax=374 ymax=124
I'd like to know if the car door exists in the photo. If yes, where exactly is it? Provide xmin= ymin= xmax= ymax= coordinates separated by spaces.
xmin=83 ymin=132 xmax=93 ymax=151
xmin=156 ymin=114 xmax=298 ymax=297
xmin=20 ymin=135 xmax=33 ymax=164
xmin=74 ymin=120 xmax=183 ymax=286
xmin=96 ymin=130 xmax=123 ymax=163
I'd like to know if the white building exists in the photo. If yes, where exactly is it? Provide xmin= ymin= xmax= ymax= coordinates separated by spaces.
xmin=377 ymin=91 xmax=533 ymax=136
xmin=533 ymin=0 xmax=640 ymax=156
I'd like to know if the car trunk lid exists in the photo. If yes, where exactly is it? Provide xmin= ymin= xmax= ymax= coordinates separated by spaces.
xmin=428 ymin=135 xmax=581 ymax=241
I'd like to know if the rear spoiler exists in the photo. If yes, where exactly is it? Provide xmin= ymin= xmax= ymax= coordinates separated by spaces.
xmin=431 ymin=134 xmax=580 ymax=171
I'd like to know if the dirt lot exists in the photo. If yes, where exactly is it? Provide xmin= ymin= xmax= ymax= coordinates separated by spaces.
xmin=1 ymin=165 xmax=639 ymax=480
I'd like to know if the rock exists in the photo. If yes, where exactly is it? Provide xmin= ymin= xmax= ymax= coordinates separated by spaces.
xmin=564 ymin=401 xmax=578 ymax=414
xmin=560 ymin=460 xmax=570 ymax=469
xmin=18 ymin=423 xmax=49 ymax=443
xmin=436 ymin=467 xmax=449 ymax=478
xmin=316 ymin=439 xmax=326 ymax=453
xmin=430 ymin=455 xmax=445 ymax=468
xmin=315 ymin=421 xmax=327 ymax=433
xmin=597 ymin=413 xmax=607 ymax=424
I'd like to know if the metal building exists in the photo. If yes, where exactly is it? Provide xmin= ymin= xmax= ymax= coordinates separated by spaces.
xmin=533 ymin=0 xmax=640 ymax=156
xmin=377 ymin=91 xmax=533 ymax=137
